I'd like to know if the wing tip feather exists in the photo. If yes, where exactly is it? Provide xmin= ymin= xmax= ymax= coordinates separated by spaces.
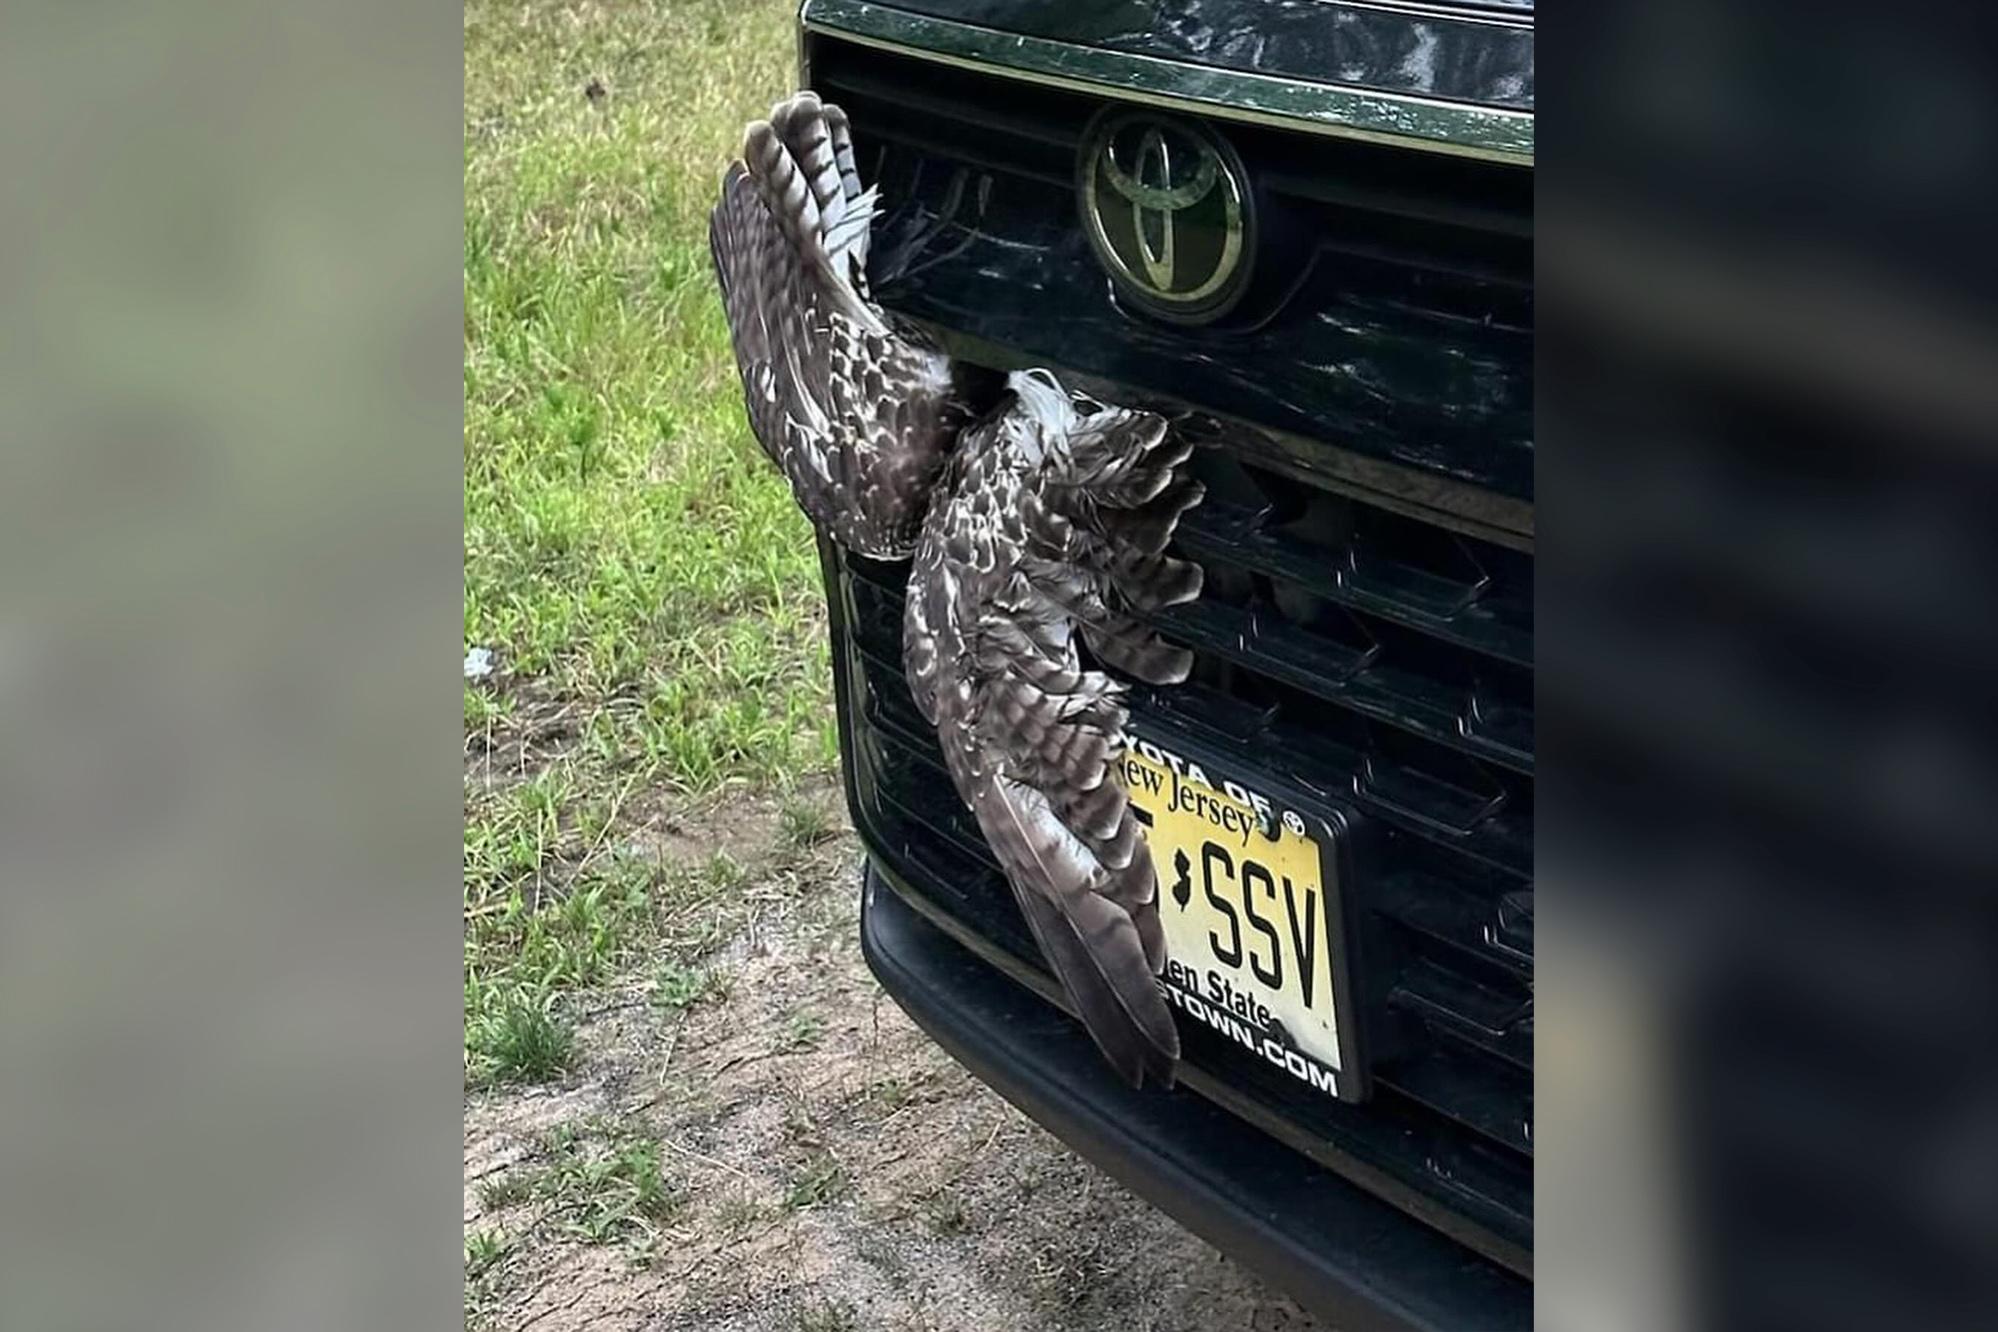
xmin=1014 ymin=885 xmax=1180 ymax=1090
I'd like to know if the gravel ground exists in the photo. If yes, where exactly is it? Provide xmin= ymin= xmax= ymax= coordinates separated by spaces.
xmin=463 ymin=799 xmax=1325 ymax=1332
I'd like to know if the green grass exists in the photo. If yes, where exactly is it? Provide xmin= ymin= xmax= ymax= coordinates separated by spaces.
xmin=465 ymin=1225 xmax=511 ymax=1328
xmin=497 ymin=1118 xmax=689 ymax=1250
xmin=471 ymin=1119 xmax=694 ymax=1299
xmin=700 ymin=849 xmax=748 ymax=892
xmin=465 ymin=0 xmax=838 ymax=1074
xmin=714 ymin=1193 xmax=769 ymax=1236
xmin=796 ymin=1298 xmax=861 ymax=1332
xmin=652 ymin=958 xmax=728 ymax=1011
xmin=777 ymin=798 xmax=835 ymax=851
xmin=780 ymin=1009 xmax=827 ymax=1052
xmin=465 ymin=1227 xmax=509 ymax=1276
xmin=463 ymin=839 xmax=655 ymax=1085
xmin=783 ymin=1150 xmax=852 ymax=1211
xmin=465 ymin=0 xmax=836 ymax=793
xmin=461 ymin=835 xmax=770 ymax=1082
xmin=466 ymin=989 xmax=575 ymax=1087
xmin=478 ymin=1171 xmax=535 ymax=1212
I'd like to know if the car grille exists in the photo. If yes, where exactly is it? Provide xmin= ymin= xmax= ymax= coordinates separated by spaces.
xmin=811 ymin=34 xmax=1533 ymax=1273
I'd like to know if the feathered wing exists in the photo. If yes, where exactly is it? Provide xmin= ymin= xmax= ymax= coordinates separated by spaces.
xmin=905 ymin=372 xmax=1206 ymax=1088
xmin=711 ymin=96 xmax=1206 ymax=1086
xmin=708 ymin=92 xmax=975 ymax=559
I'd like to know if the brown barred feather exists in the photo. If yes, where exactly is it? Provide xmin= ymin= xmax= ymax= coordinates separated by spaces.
xmin=709 ymin=93 xmax=978 ymax=558
xmin=902 ymin=372 xmax=1204 ymax=1089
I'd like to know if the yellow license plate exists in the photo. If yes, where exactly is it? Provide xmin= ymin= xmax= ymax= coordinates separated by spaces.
xmin=1121 ymin=735 xmax=1353 ymax=1101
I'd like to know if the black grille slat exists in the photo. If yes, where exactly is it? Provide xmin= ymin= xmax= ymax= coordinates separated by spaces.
xmin=853 ymin=558 xmax=1534 ymax=877
xmin=1390 ymin=960 xmax=1534 ymax=1070
xmin=1230 ymin=690 xmax=1535 ymax=881
xmin=1376 ymin=872 xmax=1535 ymax=984
xmin=1174 ymin=495 xmax=1533 ymax=667
xmin=1257 ymin=165 xmax=1534 ymax=241
xmin=1378 ymin=1054 xmax=1533 ymax=1161
xmin=865 ymin=739 xmax=990 ymax=861
xmin=816 ymin=65 xmax=1082 ymax=153
xmin=1146 ymin=596 xmax=1533 ymax=775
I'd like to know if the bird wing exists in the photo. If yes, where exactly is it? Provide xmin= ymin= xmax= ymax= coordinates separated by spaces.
xmin=709 ymin=92 xmax=965 ymax=559
xmin=904 ymin=372 xmax=1206 ymax=1087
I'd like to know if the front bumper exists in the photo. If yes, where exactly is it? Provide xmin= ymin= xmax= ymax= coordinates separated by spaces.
xmin=860 ymin=859 xmax=1532 ymax=1332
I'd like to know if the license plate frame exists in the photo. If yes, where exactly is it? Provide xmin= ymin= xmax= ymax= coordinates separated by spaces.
xmin=1122 ymin=723 xmax=1369 ymax=1103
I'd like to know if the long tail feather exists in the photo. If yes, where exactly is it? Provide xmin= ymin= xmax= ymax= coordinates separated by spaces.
xmin=992 ymin=781 xmax=1179 ymax=1088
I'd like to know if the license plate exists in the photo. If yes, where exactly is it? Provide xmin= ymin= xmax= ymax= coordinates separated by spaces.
xmin=1121 ymin=732 xmax=1361 ymax=1102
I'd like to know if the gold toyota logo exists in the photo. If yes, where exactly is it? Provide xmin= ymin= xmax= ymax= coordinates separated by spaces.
xmin=1078 ymin=111 xmax=1252 ymax=323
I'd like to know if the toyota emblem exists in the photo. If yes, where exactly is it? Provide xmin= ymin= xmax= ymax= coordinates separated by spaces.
xmin=1077 ymin=111 xmax=1253 ymax=324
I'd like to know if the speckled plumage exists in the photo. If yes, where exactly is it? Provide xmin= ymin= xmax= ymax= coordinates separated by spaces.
xmin=711 ymin=97 xmax=1204 ymax=1088
xmin=904 ymin=372 xmax=1204 ymax=1087
xmin=708 ymin=92 xmax=977 ymax=559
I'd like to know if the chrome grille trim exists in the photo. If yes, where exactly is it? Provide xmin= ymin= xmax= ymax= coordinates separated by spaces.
xmin=801 ymin=0 xmax=1535 ymax=164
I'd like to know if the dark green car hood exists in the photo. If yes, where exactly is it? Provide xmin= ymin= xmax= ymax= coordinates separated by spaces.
xmin=805 ymin=0 xmax=1534 ymax=113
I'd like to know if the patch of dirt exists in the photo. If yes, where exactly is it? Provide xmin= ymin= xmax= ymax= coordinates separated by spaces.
xmin=465 ymin=793 xmax=1325 ymax=1332
xmin=463 ymin=682 xmax=587 ymax=793
xmin=618 ymin=775 xmax=833 ymax=873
